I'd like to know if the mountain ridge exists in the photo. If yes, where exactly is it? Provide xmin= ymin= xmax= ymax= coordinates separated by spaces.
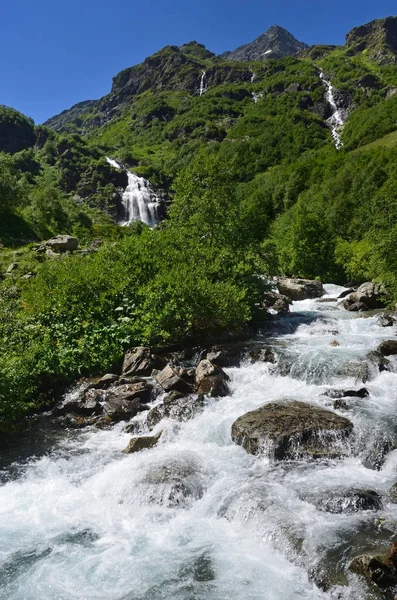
xmin=220 ymin=25 xmax=308 ymax=61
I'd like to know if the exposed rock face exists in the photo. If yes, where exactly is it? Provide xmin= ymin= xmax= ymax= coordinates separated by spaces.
xmin=221 ymin=25 xmax=308 ymax=61
xmin=231 ymin=400 xmax=353 ymax=460
xmin=346 ymin=16 xmax=397 ymax=64
xmin=277 ymin=278 xmax=323 ymax=301
xmin=46 ymin=235 xmax=79 ymax=253
xmin=122 ymin=432 xmax=162 ymax=454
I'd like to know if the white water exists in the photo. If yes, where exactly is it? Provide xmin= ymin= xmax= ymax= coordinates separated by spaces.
xmin=199 ymin=70 xmax=207 ymax=96
xmin=319 ymin=72 xmax=345 ymax=150
xmin=1 ymin=289 xmax=397 ymax=599
xmin=106 ymin=158 xmax=160 ymax=228
xmin=250 ymin=68 xmax=256 ymax=83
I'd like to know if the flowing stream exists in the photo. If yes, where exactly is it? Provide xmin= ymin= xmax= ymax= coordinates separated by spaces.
xmin=106 ymin=158 xmax=160 ymax=227
xmin=319 ymin=72 xmax=345 ymax=150
xmin=199 ymin=71 xmax=207 ymax=96
xmin=1 ymin=286 xmax=397 ymax=599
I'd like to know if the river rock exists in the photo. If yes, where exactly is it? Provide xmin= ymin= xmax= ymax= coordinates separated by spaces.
xmin=344 ymin=282 xmax=385 ymax=311
xmin=377 ymin=340 xmax=397 ymax=356
xmin=244 ymin=347 xmax=276 ymax=364
xmin=195 ymin=359 xmax=230 ymax=397
xmin=155 ymin=365 xmax=193 ymax=394
xmin=349 ymin=550 xmax=397 ymax=589
xmin=147 ymin=392 xmax=205 ymax=430
xmin=261 ymin=290 xmax=292 ymax=314
xmin=377 ymin=314 xmax=396 ymax=327
xmin=122 ymin=432 xmax=162 ymax=454
xmin=324 ymin=388 xmax=369 ymax=399
xmin=343 ymin=301 xmax=369 ymax=312
xmin=206 ymin=347 xmax=241 ymax=368
xmin=315 ymin=489 xmax=382 ymax=513
xmin=338 ymin=288 xmax=355 ymax=299
xmin=122 ymin=346 xmax=166 ymax=376
xmin=53 ymin=388 xmax=106 ymax=417
xmin=46 ymin=235 xmax=78 ymax=253
xmin=87 ymin=373 xmax=119 ymax=390
xmin=231 ymin=400 xmax=353 ymax=460
xmin=103 ymin=396 xmax=149 ymax=422
xmin=141 ymin=456 xmax=204 ymax=507
xmin=277 ymin=278 xmax=323 ymax=301
xmin=367 ymin=350 xmax=391 ymax=372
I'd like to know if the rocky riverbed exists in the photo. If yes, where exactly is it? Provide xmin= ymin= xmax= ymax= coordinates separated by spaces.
xmin=1 ymin=283 xmax=397 ymax=599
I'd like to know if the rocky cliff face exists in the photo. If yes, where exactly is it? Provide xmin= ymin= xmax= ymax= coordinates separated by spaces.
xmin=346 ymin=16 xmax=397 ymax=64
xmin=44 ymin=43 xmax=252 ymax=133
xmin=220 ymin=25 xmax=308 ymax=61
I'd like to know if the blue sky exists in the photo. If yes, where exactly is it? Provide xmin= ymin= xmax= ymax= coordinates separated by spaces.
xmin=1 ymin=0 xmax=396 ymax=124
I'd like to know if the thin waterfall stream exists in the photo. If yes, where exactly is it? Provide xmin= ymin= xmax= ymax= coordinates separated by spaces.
xmin=1 ymin=285 xmax=397 ymax=599
xmin=319 ymin=72 xmax=345 ymax=149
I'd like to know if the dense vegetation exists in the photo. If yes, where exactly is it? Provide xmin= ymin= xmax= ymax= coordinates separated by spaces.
xmin=1 ymin=19 xmax=397 ymax=431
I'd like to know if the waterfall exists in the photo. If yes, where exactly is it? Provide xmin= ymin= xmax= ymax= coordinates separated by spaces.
xmin=250 ymin=68 xmax=256 ymax=83
xmin=252 ymin=92 xmax=263 ymax=104
xmin=199 ymin=70 xmax=207 ymax=96
xmin=106 ymin=157 xmax=160 ymax=228
xmin=319 ymin=71 xmax=345 ymax=150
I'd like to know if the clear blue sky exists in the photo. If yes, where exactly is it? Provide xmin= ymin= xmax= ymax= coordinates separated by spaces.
xmin=1 ymin=0 xmax=396 ymax=124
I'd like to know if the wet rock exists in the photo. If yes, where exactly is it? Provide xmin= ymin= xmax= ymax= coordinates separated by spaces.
xmin=367 ymin=350 xmax=391 ymax=372
xmin=53 ymin=388 xmax=106 ymax=417
xmin=377 ymin=314 xmax=396 ymax=327
xmin=231 ymin=400 xmax=353 ymax=460
xmin=141 ymin=456 xmax=204 ymax=507
xmin=343 ymin=301 xmax=369 ymax=312
xmin=333 ymin=398 xmax=348 ymax=410
xmin=46 ymin=235 xmax=78 ymax=253
xmin=349 ymin=551 xmax=397 ymax=589
xmin=122 ymin=346 xmax=166 ymax=376
xmin=206 ymin=347 xmax=241 ymax=368
xmin=388 ymin=483 xmax=397 ymax=503
xmin=277 ymin=278 xmax=323 ymax=301
xmin=361 ymin=437 xmax=396 ymax=470
xmin=110 ymin=381 xmax=153 ymax=403
xmin=87 ymin=373 xmax=119 ymax=390
xmin=377 ymin=340 xmax=397 ymax=357
xmin=344 ymin=282 xmax=385 ymax=310
xmin=244 ymin=347 xmax=277 ymax=364
xmin=122 ymin=432 xmax=162 ymax=454
xmin=155 ymin=365 xmax=193 ymax=394
xmin=195 ymin=359 xmax=230 ymax=397
xmin=103 ymin=396 xmax=149 ymax=422
xmin=315 ymin=489 xmax=382 ymax=513
xmin=338 ymin=288 xmax=355 ymax=299
xmin=261 ymin=290 xmax=292 ymax=314
xmin=147 ymin=392 xmax=205 ymax=430
xmin=329 ymin=340 xmax=340 ymax=347
xmin=179 ymin=552 xmax=216 ymax=582
xmin=325 ymin=388 xmax=369 ymax=399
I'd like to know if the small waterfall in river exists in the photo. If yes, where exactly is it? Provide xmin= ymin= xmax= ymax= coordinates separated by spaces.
xmin=106 ymin=157 xmax=160 ymax=228
xmin=199 ymin=70 xmax=207 ymax=96
xmin=1 ymin=286 xmax=397 ymax=599
xmin=319 ymin=71 xmax=345 ymax=150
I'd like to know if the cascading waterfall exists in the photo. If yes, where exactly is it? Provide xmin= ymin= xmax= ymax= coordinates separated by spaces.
xmin=250 ymin=68 xmax=256 ymax=83
xmin=199 ymin=70 xmax=207 ymax=96
xmin=1 ymin=287 xmax=397 ymax=599
xmin=106 ymin=157 xmax=160 ymax=228
xmin=319 ymin=71 xmax=345 ymax=150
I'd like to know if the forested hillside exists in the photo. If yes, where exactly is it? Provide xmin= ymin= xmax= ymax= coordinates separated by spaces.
xmin=1 ymin=16 xmax=397 ymax=430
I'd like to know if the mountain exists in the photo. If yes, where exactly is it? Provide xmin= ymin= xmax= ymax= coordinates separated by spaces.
xmin=220 ymin=25 xmax=308 ymax=61
xmin=346 ymin=15 xmax=397 ymax=64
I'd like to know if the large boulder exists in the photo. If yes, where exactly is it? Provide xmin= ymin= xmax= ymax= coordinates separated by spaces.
xmin=206 ymin=347 xmax=241 ymax=368
xmin=377 ymin=340 xmax=397 ymax=356
xmin=314 ymin=489 xmax=382 ymax=514
xmin=53 ymin=388 xmax=106 ymax=417
xmin=46 ymin=235 xmax=79 ymax=253
xmin=231 ymin=400 xmax=353 ymax=460
xmin=349 ymin=547 xmax=397 ymax=589
xmin=261 ymin=290 xmax=292 ymax=314
xmin=277 ymin=278 xmax=323 ymax=301
xmin=343 ymin=282 xmax=385 ymax=310
xmin=103 ymin=396 xmax=149 ymax=422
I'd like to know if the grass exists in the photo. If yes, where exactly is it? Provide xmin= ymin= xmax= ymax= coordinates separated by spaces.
xmin=352 ymin=129 xmax=397 ymax=152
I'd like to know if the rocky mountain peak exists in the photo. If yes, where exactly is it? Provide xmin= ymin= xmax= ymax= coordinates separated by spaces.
xmin=220 ymin=25 xmax=308 ymax=61
xmin=346 ymin=16 xmax=397 ymax=64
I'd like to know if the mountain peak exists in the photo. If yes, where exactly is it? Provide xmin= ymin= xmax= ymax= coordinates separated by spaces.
xmin=220 ymin=25 xmax=308 ymax=61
